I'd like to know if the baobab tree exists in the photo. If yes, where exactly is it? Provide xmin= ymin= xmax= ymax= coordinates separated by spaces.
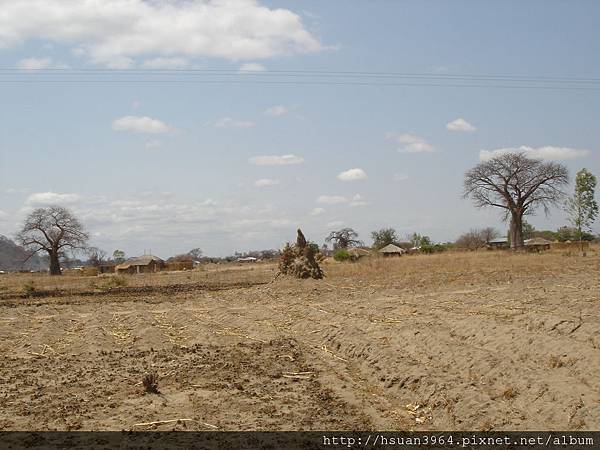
xmin=464 ymin=153 xmax=569 ymax=249
xmin=325 ymin=228 xmax=363 ymax=249
xmin=17 ymin=206 xmax=89 ymax=275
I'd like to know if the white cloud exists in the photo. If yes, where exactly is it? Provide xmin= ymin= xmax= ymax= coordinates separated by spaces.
xmin=317 ymin=195 xmax=348 ymax=205
xmin=479 ymin=145 xmax=590 ymax=161
xmin=337 ymin=168 xmax=367 ymax=181
xmin=386 ymin=133 xmax=435 ymax=153
xmin=394 ymin=173 xmax=409 ymax=182
xmin=112 ymin=116 xmax=172 ymax=134
xmin=446 ymin=118 xmax=476 ymax=133
xmin=250 ymin=154 xmax=304 ymax=166
xmin=26 ymin=192 xmax=81 ymax=206
xmin=310 ymin=207 xmax=325 ymax=216
xmin=349 ymin=194 xmax=368 ymax=207
xmin=142 ymin=57 xmax=188 ymax=69
xmin=144 ymin=140 xmax=162 ymax=150
xmin=17 ymin=57 xmax=53 ymax=70
xmin=326 ymin=221 xmax=344 ymax=228
xmin=254 ymin=178 xmax=279 ymax=187
xmin=239 ymin=63 xmax=267 ymax=72
xmin=214 ymin=117 xmax=255 ymax=129
xmin=0 ymin=1 xmax=323 ymax=67
xmin=265 ymin=105 xmax=289 ymax=116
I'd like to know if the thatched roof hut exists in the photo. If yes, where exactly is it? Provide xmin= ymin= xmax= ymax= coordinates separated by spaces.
xmin=524 ymin=237 xmax=552 ymax=251
xmin=347 ymin=248 xmax=371 ymax=260
xmin=379 ymin=244 xmax=406 ymax=257
xmin=116 ymin=255 xmax=165 ymax=274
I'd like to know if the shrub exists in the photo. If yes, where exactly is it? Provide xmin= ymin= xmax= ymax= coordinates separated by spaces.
xmin=333 ymin=249 xmax=351 ymax=262
xmin=142 ymin=372 xmax=160 ymax=394
xmin=22 ymin=280 xmax=36 ymax=296
xmin=104 ymin=275 xmax=128 ymax=288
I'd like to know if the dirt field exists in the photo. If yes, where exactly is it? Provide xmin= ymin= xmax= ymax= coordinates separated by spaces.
xmin=1 ymin=249 xmax=599 ymax=431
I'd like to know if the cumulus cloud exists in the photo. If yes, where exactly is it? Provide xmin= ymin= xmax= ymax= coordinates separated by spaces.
xmin=479 ymin=145 xmax=590 ymax=161
xmin=316 ymin=195 xmax=348 ymax=205
xmin=254 ymin=178 xmax=279 ymax=187
xmin=386 ymin=133 xmax=435 ymax=153
xmin=112 ymin=116 xmax=172 ymax=134
xmin=310 ymin=207 xmax=325 ymax=216
xmin=26 ymin=192 xmax=81 ymax=206
xmin=264 ymin=105 xmax=289 ymax=116
xmin=17 ymin=57 xmax=53 ymax=70
xmin=249 ymin=154 xmax=304 ymax=166
xmin=144 ymin=140 xmax=162 ymax=150
xmin=239 ymin=63 xmax=267 ymax=72
xmin=214 ymin=117 xmax=255 ymax=129
xmin=0 ymin=0 xmax=323 ymax=67
xmin=142 ymin=57 xmax=188 ymax=69
xmin=337 ymin=168 xmax=367 ymax=181
xmin=446 ymin=118 xmax=476 ymax=132
xmin=326 ymin=220 xmax=344 ymax=227
xmin=349 ymin=194 xmax=368 ymax=207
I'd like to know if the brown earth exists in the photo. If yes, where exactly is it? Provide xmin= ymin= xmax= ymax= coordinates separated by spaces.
xmin=1 ymin=249 xmax=599 ymax=431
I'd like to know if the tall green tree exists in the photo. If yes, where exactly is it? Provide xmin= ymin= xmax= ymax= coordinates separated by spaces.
xmin=566 ymin=168 xmax=598 ymax=249
xmin=371 ymin=228 xmax=398 ymax=249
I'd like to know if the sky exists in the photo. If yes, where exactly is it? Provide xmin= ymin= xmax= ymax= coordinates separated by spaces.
xmin=0 ymin=0 xmax=599 ymax=257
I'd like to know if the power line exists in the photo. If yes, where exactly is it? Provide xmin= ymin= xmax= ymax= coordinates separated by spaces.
xmin=0 ymin=78 xmax=599 ymax=91
xmin=1 ymin=67 xmax=599 ymax=83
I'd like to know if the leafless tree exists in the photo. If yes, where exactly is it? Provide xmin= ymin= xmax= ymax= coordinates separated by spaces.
xmin=464 ymin=153 xmax=568 ymax=249
xmin=455 ymin=228 xmax=499 ymax=250
xmin=87 ymin=247 xmax=108 ymax=267
xmin=325 ymin=228 xmax=363 ymax=249
xmin=481 ymin=227 xmax=500 ymax=243
xmin=17 ymin=206 xmax=89 ymax=275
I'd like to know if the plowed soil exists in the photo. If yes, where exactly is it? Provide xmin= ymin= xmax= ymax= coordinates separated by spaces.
xmin=1 ymin=250 xmax=599 ymax=431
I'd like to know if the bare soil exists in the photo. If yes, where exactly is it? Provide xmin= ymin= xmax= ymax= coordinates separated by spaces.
xmin=1 ymin=250 xmax=599 ymax=431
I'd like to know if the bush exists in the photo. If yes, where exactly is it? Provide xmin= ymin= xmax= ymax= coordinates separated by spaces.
xmin=333 ymin=249 xmax=351 ymax=262
xmin=104 ymin=275 xmax=128 ymax=288
xmin=421 ymin=243 xmax=450 ymax=254
xmin=22 ymin=280 xmax=36 ymax=296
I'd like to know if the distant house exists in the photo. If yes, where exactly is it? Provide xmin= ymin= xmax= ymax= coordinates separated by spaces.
xmin=347 ymin=248 xmax=371 ymax=260
xmin=98 ymin=264 xmax=116 ymax=274
xmin=379 ymin=243 xmax=406 ymax=257
xmin=524 ymin=237 xmax=552 ymax=251
xmin=116 ymin=255 xmax=165 ymax=274
xmin=487 ymin=237 xmax=509 ymax=250
xmin=236 ymin=257 xmax=258 ymax=263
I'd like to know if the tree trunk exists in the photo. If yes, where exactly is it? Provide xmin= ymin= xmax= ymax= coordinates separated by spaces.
xmin=49 ymin=250 xmax=61 ymax=276
xmin=510 ymin=214 xmax=525 ymax=250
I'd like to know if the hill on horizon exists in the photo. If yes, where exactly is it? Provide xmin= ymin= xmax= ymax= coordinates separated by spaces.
xmin=0 ymin=235 xmax=46 ymax=271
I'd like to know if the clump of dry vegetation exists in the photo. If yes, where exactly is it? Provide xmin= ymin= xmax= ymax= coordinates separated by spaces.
xmin=279 ymin=229 xmax=324 ymax=279
xmin=142 ymin=372 xmax=160 ymax=394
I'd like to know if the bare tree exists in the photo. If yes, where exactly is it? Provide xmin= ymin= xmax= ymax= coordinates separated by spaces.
xmin=464 ymin=153 xmax=568 ymax=249
xmin=17 ymin=206 xmax=89 ymax=275
xmin=325 ymin=228 xmax=363 ymax=249
xmin=481 ymin=227 xmax=500 ymax=243
xmin=455 ymin=228 xmax=498 ymax=250
xmin=187 ymin=247 xmax=203 ymax=260
xmin=87 ymin=247 xmax=108 ymax=267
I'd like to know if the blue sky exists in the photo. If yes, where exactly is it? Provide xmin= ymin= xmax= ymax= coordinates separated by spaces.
xmin=1 ymin=0 xmax=599 ymax=257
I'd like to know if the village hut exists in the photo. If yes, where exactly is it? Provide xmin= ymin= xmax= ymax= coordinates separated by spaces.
xmin=524 ymin=237 xmax=552 ymax=252
xmin=487 ymin=237 xmax=509 ymax=250
xmin=347 ymin=248 xmax=371 ymax=261
xmin=116 ymin=255 xmax=165 ymax=274
xmin=379 ymin=243 xmax=406 ymax=257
